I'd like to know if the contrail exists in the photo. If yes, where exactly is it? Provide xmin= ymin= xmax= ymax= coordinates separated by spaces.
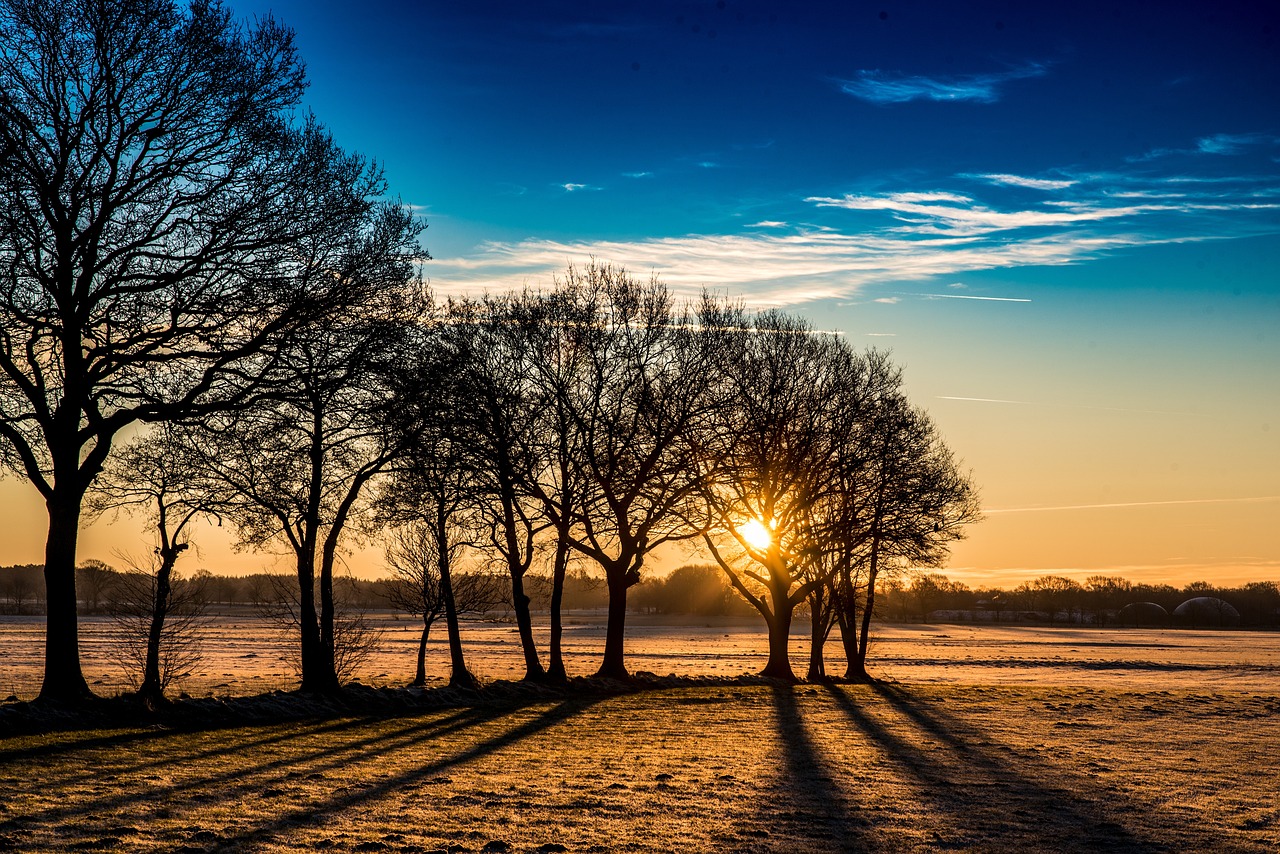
xmin=919 ymin=293 xmax=1032 ymax=302
xmin=984 ymin=496 xmax=1280 ymax=514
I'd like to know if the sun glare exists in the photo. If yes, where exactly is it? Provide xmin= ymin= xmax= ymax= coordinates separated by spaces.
xmin=738 ymin=518 xmax=773 ymax=550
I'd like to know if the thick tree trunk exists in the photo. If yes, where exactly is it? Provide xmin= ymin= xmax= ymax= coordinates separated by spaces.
xmin=836 ymin=573 xmax=865 ymax=681
xmin=762 ymin=580 xmax=797 ymax=681
xmin=806 ymin=588 xmax=827 ymax=682
xmin=546 ymin=536 xmax=570 ymax=683
xmin=595 ymin=570 xmax=631 ymax=680
xmin=297 ymin=558 xmax=339 ymax=694
xmin=319 ymin=552 xmax=337 ymax=687
xmin=437 ymin=532 xmax=476 ymax=689
xmin=509 ymin=570 xmax=546 ymax=681
xmin=39 ymin=491 xmax=92 ymax=702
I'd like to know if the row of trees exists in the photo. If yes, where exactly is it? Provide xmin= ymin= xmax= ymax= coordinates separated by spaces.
xmin=885 ymin=573 xmax=1280 ymax=627
xmin=0 ymin=0 xmax=977 ymax=703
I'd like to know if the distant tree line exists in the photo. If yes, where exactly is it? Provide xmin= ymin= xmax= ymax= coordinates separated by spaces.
xmin=0 ymin=0 xmax=984 ymax=704
xmin=882 ymin=572 xmax=1280 ymax=628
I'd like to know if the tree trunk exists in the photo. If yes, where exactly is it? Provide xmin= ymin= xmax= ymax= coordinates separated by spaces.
xmin=413 ymin=621 xmax=430 ymax=687
xmin=836 ymin=572 xmax=865 ymax=681
xmin=805 ymin=587 xmax=827 ymax=682
xmin=138 ymin=546 xmax=184 ymax=705
xmin=437 ymin=528 xmax=476 ymax=689
xmin=547 ymin=535 xmax=570 ymax=682
xmin=761 ymin=579 xmax=797 ymax=681
xmin=853 ymin=544 xmax=882 ymax=682
xmin=297 ymin=557 xmax=339 ymax=694
xmin=509 ymin=570 xmax=546 ymax=681
xmin=39 ymin=491 xmax=92 ymax=702
xmin=595 ymin=570 xmax=631 ymax=680
xmin=318 ymin=550 xmax=338 ymax=688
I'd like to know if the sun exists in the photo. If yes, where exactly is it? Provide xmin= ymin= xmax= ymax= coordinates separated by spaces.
xmin=738 ymin=518 xmax=773 ymax=551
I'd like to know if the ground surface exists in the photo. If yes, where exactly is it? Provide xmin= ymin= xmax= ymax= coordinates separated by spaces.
xmin=3 ymin=614 xmax=1278 ymax=697
xmin=1 ymin=682 xmax=1278 ymax=853
xmin=1 ymin=621 xmax=1277 ymax=852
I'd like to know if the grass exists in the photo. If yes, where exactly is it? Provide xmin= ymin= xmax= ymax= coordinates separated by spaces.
xmin=1 ymin=681 xmax=1278 ymax=853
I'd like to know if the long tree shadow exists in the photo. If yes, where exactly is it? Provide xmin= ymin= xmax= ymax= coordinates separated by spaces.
xmin=729 ymin=684 xmax=884 ymax=853
xmin=3 ymin=704 xmax=500 ymax=833
xmin=822 ymin=683 xmax=1168 ymax=852
xmin=214 ymin=693 xmax=607 ymax=850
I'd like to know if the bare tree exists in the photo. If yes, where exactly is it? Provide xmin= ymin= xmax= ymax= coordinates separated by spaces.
xmin=835 ymin=395 xmax=980 ymax=680
xmin=384 ymin=324 xmax=488 ymax=688
xmin=507 ymin=286 xmax=595 ymax=681
xmin=440 ymin=298 xmax=554 ymax=681
xmin=192 ymin=251 xmax=426 ymax=695
xmin=550 ymin=265 xmax=719 ymax=679
xmin=75 ymin=560 xmax=121 ymax=615
xmin=382 ymin=522 xmax=504 ymax=686
xmin=0 ymin=0 xmax=402 ymax=702
xmin=696 ymin=309 xmax=851 ymax=681
xmin=86 ymin=422 xmax=216 ymax=704
xmin=258 ymin=572 xmax=384 ymax=684
xmin=107 ymin=561 xmax=207 ymax=696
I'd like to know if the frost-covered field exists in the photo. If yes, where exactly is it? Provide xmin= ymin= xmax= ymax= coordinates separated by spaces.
xmin=2 ymin=614 xmax=1278 ymax=697
xmin=1 ymin=620 xmax=1278 ymax=852
xmin=1 ymin=680 xmax=1278 ymax=852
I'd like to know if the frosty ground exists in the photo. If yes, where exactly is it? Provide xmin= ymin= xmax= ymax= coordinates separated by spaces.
xmin=0 ymin=620 xmax=1277 ymax=852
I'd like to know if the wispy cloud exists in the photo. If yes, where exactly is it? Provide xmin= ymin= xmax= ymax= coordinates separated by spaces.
xmin=560 ymin=182 xmax=601 ymax=192
xmin=426 ymin=157 xmax=1279 ymax=307
xmin=975 ymin=173 xmax=1077 ymax=190
xmin=1130 ymin=131 xmax=1278 ymax=162
xmin=983 ymin=496 xmax=1280 ymax=514
xmin=1196 ymin=132 xmax=1272 ymax=155
xmin=622 ymin=171 xmax=653 ymax=179
xmin=837 ymin=62 xmax=1048 ymax=105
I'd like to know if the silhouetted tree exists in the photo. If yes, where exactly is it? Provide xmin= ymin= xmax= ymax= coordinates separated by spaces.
xmin=697 ymin=309 xmax=852 ymax=681
xmin=382 ymin=522 xmax=503 ymax=686
xmin=385 ymin=324 xmax=486 ymax=689
xmin=546 ymin=264 xmax=718 ymax=679
xmin=448 ymin=297 xmax=553 ymax=681
xmin=107 ymin=563 xmax=207 ymax=697
xmin=835 ymin=387 xmax=980 ymax=680
xmin=505 ymin=285 xmax=596 ymax=681
xmin=0 ymin=0 xmax=400 ymax=701
xmin=192 ymin=244 xmax=425 ymax=694
xmin=86 ymin=423 xmax=216 ymax=705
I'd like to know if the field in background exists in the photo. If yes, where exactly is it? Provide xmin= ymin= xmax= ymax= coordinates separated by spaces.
xmin=2 ymin=616 xmax=1279 ymax=698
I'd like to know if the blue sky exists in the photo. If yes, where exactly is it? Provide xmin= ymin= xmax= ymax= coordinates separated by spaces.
xmin=41 ymin=1 xmax=1280 ymax=583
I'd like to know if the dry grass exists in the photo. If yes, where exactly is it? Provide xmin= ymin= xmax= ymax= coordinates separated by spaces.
xmin=1 ymin=681 xmax=1277 ymax=853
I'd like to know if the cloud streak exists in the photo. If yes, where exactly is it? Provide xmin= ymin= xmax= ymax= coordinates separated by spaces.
xmin=425 ymin=157 xmax=1280 ymax=307
xmin=838 ymin=62 xmax=1048 ymax=104
xmin=983 ymin=496 xmax=1280 ymax=514
xmin=919 ymin=293 xmax=1031 ymax=302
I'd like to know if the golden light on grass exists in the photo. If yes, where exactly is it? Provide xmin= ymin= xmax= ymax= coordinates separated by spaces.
xmin=738 ymin=518 xmax=773 ymax=551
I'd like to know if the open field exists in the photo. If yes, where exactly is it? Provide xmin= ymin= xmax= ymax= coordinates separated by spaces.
xmin=1 ymin=682 xmax=1278 ymax=852
xmin=1 ymin=622 xmax=1278 ymax=852
xmin=3 ymin=615 xmax=1279 ymax=698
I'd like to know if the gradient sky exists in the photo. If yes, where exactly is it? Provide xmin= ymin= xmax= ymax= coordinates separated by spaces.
xmin=4 ymin=1 xmax=1277 ymax=587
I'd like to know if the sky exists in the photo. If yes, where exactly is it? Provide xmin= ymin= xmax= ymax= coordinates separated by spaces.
xmin=3 ymin=0 xmax=1277 ymax=588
